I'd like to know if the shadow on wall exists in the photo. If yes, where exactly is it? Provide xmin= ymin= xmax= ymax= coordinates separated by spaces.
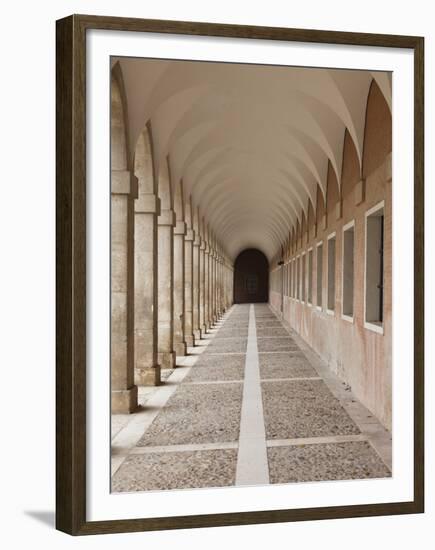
xmin=234 ymin=249 xmax=269 ymax=303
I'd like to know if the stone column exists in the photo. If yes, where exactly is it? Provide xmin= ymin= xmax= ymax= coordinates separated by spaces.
xmin=111 ymin=170 xmax=138 ymax=413
xmin=209 ymin=249 xmax=215 ymax=324
xmin=192 ymin=235 xmax=201 ymax=340
xmin=215 ymin=256 xmax=219 ymax=317
xmin=226 ymin=266 xmax=229 ymax=309
xmin=173 ymin=220 xmax=187 ymax=356
xmin=134 ymin=193 xmax=161 ymax=386
xmin=157 ymin=209 xmax=176 ymax=369
xmin=204 ymin=244 xmax=210 ymax=331
xmin=199 ymin=239 xmax=206 ymax=334
xmin=218 ymin=258 xmax=222 ymax=315
xmin=184 ymin=228 xmax=195 ymax=347
xmin=212 ymin=251 xmax=217 ymax=323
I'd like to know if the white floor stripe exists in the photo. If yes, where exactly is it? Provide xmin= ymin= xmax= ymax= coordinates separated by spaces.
xmin=266 ymin=434 xmax=368 ymax=447
xmin=183 ymin=380 xmax=244 ymax=385
xmin=261 ymin=377 xmax=321 ymax=382
xmin=235 ymin=304 xmax=270 ymax=486
xmin=128 ymin=441 xmax=238 ymax=454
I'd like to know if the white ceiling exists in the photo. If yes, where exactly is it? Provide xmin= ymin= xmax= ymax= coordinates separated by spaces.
xmin=116 ymin=57 xmax=391 ymax=261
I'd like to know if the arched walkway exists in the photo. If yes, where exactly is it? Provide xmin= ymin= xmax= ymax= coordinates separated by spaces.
xmin=110 ymin=58 xmax=393 ymax=491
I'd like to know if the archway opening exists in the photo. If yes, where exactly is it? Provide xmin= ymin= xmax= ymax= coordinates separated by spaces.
xmin=233 ymin=249 xmax=269 ymax=303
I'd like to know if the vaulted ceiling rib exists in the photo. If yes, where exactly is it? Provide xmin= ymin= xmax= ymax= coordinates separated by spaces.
xmin=119 ymin=58 xmax=391 ymax=262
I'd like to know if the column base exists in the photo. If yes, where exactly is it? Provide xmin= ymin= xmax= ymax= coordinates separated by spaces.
xmin=135 ymin=366 xmax=161 ymax=386
xmin=193 ymin=328 xmax=202 ymax=340
xmin=174 ymin=341 xmax=187 ymax=357
xmin=111 ymin=386 xmax=138 ymax=414
xmin=185 ymin=333 xmax=195 ymax=347
xmin=158 ymin=351 xmax=176 ymax=369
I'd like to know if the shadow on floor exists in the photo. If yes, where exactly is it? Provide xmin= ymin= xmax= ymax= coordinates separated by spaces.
xmin=24 ymin=510 xmax=55 ymax=528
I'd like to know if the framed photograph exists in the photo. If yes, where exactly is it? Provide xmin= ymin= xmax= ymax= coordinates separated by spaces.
xmin=56 ymin=14 xmax=424 ymax=535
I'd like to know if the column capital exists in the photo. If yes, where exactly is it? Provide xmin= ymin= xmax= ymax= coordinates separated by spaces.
xmin=135 ymin=193 xmax=161 ymax=214
xmin=158 ymin=209 xmax=176 ymax=227
xmin=200 ymin=240 xmax=207 ymax=251
xmin=185 ymin=228 xmax=195 ymax=241
xmin=112 ymin=170 xmax=138 ymax=198
xmin=193 ymin=236 xmax=201 ymax=247
xmin=174 ymin=220 xmax=187 ymax=235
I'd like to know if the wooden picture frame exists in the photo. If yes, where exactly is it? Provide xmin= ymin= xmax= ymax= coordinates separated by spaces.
xmin=56 ymin=14 xmax=424 ymax=535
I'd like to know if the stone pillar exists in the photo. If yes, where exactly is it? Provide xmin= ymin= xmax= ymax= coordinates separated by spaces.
xmin=199 ymin=240 xmax=206 ymax=334
xmin=134 ymin=193 xmax=161 ymax=386
xmin=212 ymin=251 xmax=217 ymax=322
xmin=215 ymin=256 xmax=219 ymax=317
xmin=218 ymin=257 xmax=223 ymax=317
xmin=173 ymin=220 xmax=187 ymax=356
xmin=111 ymin=170 xmax=138 ymax=413
xmin=204 ymin=245 xmax=210 ymax=331
xmin=222 ymin=262 xmax=228 ymax=311
xmin=184 ymin=229 xmax=195 ymax=347
xmin=157 ymin=209 xmax=176 ymax=369
xmin=209 ymin=250 xmax=215 ymax=324
xmin=192 ymin=235 xmax=201 ymax=340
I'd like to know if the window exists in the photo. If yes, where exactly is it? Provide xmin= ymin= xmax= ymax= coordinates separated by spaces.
xmin=365 ymin=202 xmax=385 ymax=332
xmin=301 ymin=253 xmax=306 ymax=302
xmin=316 ymin=243 xmax=323 ymax=309
xmin=296 ymin=256 xmax=300 ymax=300
xmin=342 ymin=221 xmax=355 ymax=319
xmin=292 ymin=259 xmax=296 ymax=298
xmin=308 ymin=248 xmax=313 ymax=304
xmin=327 ymin=233 xmax=336 ymax=312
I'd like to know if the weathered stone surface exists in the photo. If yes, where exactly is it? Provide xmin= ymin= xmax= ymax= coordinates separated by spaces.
xmin=184 ymin=353 xmax=245 ymax=382
xmin=257 ymin=337 xmax=299 ymax=352
xmin=259 ymin=352 xmax=317 ymax=379
xmin=137 ymin=383 xmax=243 ymax=446
xmin=207 ymin=337 xmax=248 ymax=354
xmin=268 ymin=441 xmax=391 ymax=483
xmin=112 ymin=449 xmax=237 ymax=492
xmin=262 ymin=379 xmax=360 ymax=439
xmin=215 ymin=327 xmax=249 ymax=338
xmin=256 ymin=328 xmax=289 ymax=338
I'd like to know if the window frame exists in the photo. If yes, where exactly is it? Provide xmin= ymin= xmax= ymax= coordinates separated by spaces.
xmin=364 ymin=200 xmax=385 ymax=335
xmin=326 ymin=231 xmax=336 ymax=316
xmin=316 ymin=240 xmax=323 ymax=311
xmin=341 ymin=219 xmax=355 ymax=323
xmin=307 ymin=246 xmax=313 ymax=306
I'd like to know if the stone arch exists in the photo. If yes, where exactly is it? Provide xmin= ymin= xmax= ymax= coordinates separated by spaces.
xmin=325 ymin=161 xmax=340 ymax=227
xmin=110 ymin=64 xmax=137 ymax=412
xmin=111 ymin=63 xmax=130 ymax=171
xmin=362 ymin=80 xmax=392 ymax=178
xmin=158 ymin=156 xmax=173 ymax=211
xmin=174 ymin=179 xmax=185 ymax=222
xmin=132 ymin=122 xmax=160 ymax=387
xmin=341 ymin=129 xmax=360 ymax=204
xmin=134 ymin=123 xmax=156 ymax=196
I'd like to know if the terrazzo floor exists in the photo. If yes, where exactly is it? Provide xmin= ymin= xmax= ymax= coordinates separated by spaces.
xmin=111 ymin=303 xmax=391 ymax=493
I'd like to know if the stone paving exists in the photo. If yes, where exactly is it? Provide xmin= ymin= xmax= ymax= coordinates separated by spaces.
xmin=111 ymin=303 xmax=391 ymax=492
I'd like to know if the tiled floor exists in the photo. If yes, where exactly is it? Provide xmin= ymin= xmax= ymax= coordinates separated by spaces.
xmin=111 ymin=303 xmax=392 ymax=492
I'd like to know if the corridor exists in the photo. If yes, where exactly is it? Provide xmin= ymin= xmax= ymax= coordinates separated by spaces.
xmin=111 ymin=304 xmax=391 ymax=492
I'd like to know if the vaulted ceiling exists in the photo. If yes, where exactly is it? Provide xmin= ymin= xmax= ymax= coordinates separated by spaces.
xmin=115 ymin=57 xmax=391 ymax=262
